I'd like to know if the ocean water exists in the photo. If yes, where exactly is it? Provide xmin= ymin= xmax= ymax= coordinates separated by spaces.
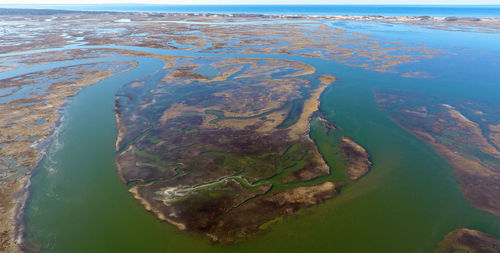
xmin=2 ymin=4 xmax=500 ymax=17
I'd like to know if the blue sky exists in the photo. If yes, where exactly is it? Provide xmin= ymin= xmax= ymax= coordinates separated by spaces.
xmin=1 ymin=0 xmax=499 ymax=4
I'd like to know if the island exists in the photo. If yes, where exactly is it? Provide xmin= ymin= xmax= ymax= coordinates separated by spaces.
xmin=113 ymin=55 xmax=369 ymax=242
xmin=436 ymin=228 xmax=500 ymax=253
xmin=0 ymin=8 xmax=499 ymax=252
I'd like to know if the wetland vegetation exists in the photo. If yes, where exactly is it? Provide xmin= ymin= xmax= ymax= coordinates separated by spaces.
xmin=114 ymin=56 xmax=363 ymax=242
xmin=0 ymin=8 xmax=499 ymax=253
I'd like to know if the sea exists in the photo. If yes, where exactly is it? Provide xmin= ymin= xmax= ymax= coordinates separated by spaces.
xmin=1 ymin=4 xmax=500 ymax=17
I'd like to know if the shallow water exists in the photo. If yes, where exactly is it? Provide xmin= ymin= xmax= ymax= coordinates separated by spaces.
xmin=11 ymin=20 xmax=500 ymax=252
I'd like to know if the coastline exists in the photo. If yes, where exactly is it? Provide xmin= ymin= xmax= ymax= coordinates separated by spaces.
xmin=13 ymin=110 xmax=69 ymax=252
xmin=0 ymin=62 xmax=138 ymax=252
xmin=3 ymin=4 xmax=500 ymax=18
xmin=1 ymin=8 xmax=500 ymax=31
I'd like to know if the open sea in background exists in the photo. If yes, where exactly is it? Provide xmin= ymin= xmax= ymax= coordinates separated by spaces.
xmin=1 ymin=4 xmax=500 ymax=17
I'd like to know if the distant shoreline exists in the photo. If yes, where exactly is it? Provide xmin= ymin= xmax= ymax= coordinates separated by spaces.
xmin=1 ymin=7 xmax=500 ymax=38
xmin=2 ymin=4 xmax=500 ymax=18
xmin=1 ymin=7 xmax=500 ymax=20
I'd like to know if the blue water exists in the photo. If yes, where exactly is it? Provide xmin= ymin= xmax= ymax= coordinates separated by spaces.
xmin=2 ymin=5 xmax=500 ymax=17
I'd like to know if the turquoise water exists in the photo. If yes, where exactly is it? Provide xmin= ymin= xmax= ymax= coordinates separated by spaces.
xmin=3 ymin=5 xmax=500 ymax=17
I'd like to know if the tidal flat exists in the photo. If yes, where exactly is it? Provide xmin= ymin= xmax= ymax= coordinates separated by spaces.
xmin=0 ymin=8 xmax=500 ymax=253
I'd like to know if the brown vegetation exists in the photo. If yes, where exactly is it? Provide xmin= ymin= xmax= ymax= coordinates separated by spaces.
xmin=435 ymin=228 xmax=500 ymax=253
xmin=339 ymin=136 xmax=372 ymax=181
xmin=376 ymin=90 xmax=500 ymax=218
xmin=114 ymin=57 xmax=340 ymax=242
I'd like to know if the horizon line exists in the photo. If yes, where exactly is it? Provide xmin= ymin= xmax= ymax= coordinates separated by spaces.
xmin=2 ymin=3 xmax=500 ymax=6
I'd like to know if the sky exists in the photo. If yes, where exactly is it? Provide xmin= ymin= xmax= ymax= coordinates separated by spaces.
xmin=1 ymin=0 xmax=499 ymax=4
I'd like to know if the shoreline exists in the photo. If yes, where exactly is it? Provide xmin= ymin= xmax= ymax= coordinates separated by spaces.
xmin=14 ymin=110 xmax=69 ymax=251
xmin=2 ymin=5 xmax=500 ymax=18
xmin=0 ymin=62 xmax=138 ymax=252
xmin=2 ymin=7 xmax=500 ymax=20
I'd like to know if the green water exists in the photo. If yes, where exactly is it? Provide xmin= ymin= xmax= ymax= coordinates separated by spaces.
xmin=23 ymin=42 xmax=500 ymax=252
